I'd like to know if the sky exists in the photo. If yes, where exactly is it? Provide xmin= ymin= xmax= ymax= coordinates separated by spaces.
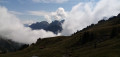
xmin=0 ymin=0 xmax=99 ymax=22
xmin=0 ymin=0 xmax=120 ymax=44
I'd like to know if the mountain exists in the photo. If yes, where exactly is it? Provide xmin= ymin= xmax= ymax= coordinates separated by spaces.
xmin=0 ymin=37 xmax=28 ymax=54
xmin=29 ymin=20 xmax=64 ymax=34
xmin=0 ymin=13 xmax=120 ymax=57
xmin=45 ymin=20 xmax=63 ymax=34
xmin=29 ymin=21 xmax=49 ymax=30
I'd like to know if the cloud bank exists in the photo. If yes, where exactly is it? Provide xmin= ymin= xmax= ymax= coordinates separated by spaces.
xmin=62 ymin=0 xmax=120 ymax=35
xmin=0 ymin=6 xmax=58 ymax=44
xmin=9 ymin=11 xmax=23 ymax=15
xmin=32 ymin=0 xmax=68 ymax=3
xmin=29 ymin=7 xmax=67 ymax=23
xmin=0 ymin=0 xmax=120 ymax=44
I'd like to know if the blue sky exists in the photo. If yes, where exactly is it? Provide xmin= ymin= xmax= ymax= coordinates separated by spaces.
xmin=0 ymin=0 xmax=99 ymax=21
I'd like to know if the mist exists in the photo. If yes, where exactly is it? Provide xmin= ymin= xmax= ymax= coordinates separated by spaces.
xmin=0 ymin=0 xmax=120 ymax=44
xmin=0 ymin=6 xmax=58 ymax=44
xmin=29 ymin=7 xmax=67 ymax=23
xmin=61 ymin=0 xmax=120 ymax=35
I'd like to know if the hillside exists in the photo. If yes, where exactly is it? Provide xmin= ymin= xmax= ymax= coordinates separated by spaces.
xmin=0 ymin=37 xmax=25 ymax=54
xmin=0 ymin=13 xmax=120 ymax=57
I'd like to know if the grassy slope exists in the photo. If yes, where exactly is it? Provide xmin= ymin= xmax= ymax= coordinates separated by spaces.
xmin=0 ymin=15 xmax=120 ymax=57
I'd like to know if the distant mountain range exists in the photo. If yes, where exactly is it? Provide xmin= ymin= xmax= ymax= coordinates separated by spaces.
xmin=29 ymin=20 xmax=64 ymax=34
xmin=1 ymin=13 xmax=120 ymax=57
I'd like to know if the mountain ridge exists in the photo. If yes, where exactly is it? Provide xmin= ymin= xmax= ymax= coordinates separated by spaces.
xmin=29 ymin=20 xmax=64 ymax=34
xmin=0 ymin=13 xmax=120 ymax=57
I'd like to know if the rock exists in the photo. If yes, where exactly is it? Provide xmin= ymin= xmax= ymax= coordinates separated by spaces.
xmin=32 ymin=55 xmax=39 ymax=57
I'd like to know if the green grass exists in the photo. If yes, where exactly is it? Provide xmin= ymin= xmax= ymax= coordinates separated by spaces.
xmin=0 ymin=15 xmax=120 ymax=57
xmin=1 ymin=35 xmax=120 ymax=57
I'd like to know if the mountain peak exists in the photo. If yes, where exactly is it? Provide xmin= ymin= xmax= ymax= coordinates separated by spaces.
xmin=29 ymin=20 xmax=64 ymax=34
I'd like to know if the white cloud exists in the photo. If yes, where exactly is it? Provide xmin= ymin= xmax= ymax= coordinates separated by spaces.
xmin=51 ymin=7 xmax=68 ymax=20
xmin=44 ymin=15 xmax=52 ymax=23
xmin=29 ymin=11 xmax=50 ymax=16
xmin=0 ymin=6 xmax=58 ymax=44
xmin=28 ymin=7 xmax=67 ymax=23
xmin=29 ymin=11 xmax=52 ymax=23
xmin=21 ymin=20 xmax=36 ymax=25
xmin=9 ymin=11 xmax=23 ymax=15
xmin=32 ymin=0 xmax=68 ymax=3
xmin=61 ymin=0 xmax=120 ymax=36
xmin=1 ymin=0 xmax=119 ymax=44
